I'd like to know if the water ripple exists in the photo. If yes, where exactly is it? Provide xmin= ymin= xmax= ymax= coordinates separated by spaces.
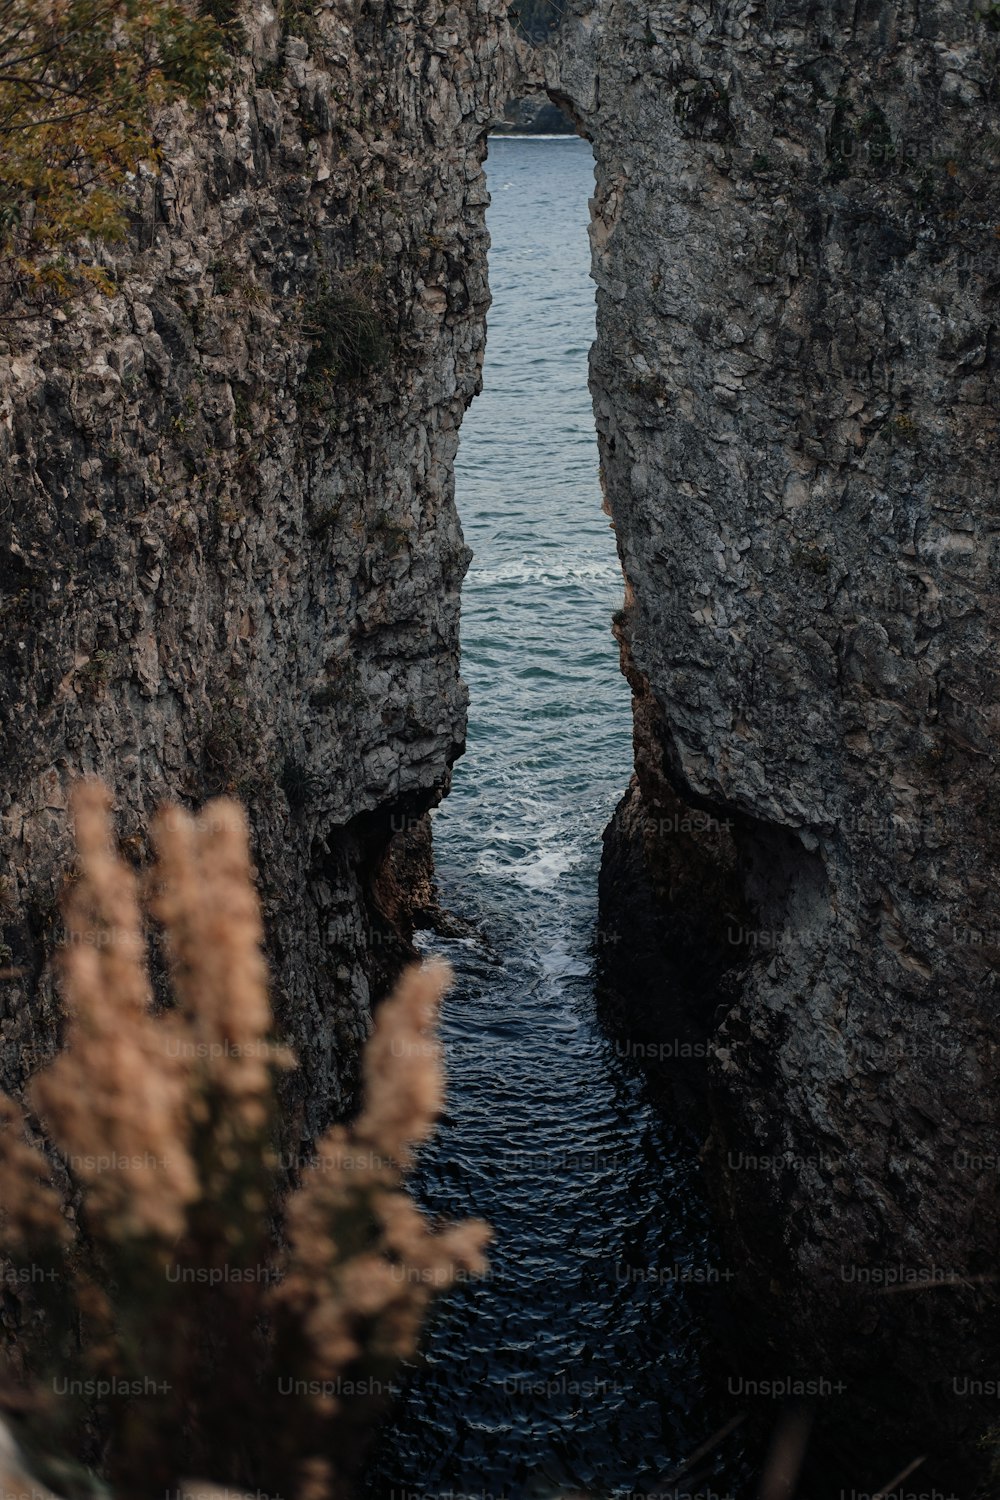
xmin=367 ymin=137 xmax=745 ymax=1500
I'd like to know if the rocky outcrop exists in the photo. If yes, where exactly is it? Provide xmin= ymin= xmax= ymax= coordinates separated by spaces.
xmin=494 ymin=94 xmax=574 ymax=133
xmin=550 ymin=0 xmax=1000 ymax=1479
xmin=0 ymin=0 xmax=516 ymax=1141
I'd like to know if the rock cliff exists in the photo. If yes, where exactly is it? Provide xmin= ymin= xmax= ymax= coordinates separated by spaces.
xmin=5 ymin=0 xmax=1000 ymax=1479
xmin=0 ymin=0 xmax=515 ymax=1142
xmin=550 ymin=0 xmax=1000 ymax=1478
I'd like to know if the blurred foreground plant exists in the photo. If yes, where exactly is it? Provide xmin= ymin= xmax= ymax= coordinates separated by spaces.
xmin=0 ymin=781 xmax=489 ymax=1500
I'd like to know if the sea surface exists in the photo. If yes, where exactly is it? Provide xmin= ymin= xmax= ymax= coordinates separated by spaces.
xmin=367 ymin=136 xmax=743 ymax=1500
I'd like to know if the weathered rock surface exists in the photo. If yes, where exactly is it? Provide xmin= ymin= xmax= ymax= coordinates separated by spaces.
xmin=549 ymin=0 xmax=1000 ymax=1478
xmin=0 ymin=0 xmax=516 ymax=1141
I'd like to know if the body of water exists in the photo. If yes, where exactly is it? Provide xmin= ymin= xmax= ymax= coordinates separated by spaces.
xmin=368 ymin=136 xmax=742 ymax=1499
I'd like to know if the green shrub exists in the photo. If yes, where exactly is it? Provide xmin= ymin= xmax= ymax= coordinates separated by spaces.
xmin=200 ymin=0 xmax=241 ymax=22
xmin=199 ymin=0 xmax=246 ymax=52
xmin=303 ymin=285 xmax=388 ymax=385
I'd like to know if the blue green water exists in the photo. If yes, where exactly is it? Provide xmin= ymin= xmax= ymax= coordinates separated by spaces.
xmin=368 ymin=137 xmax=740 ymax=1499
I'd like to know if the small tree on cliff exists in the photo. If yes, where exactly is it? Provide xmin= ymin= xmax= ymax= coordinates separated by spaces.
xmin=0 ymin=0 xmax=231 ymax=302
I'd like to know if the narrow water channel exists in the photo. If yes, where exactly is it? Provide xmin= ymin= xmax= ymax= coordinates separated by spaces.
xmin=367 ymin=137 xmax=742 ymax=1498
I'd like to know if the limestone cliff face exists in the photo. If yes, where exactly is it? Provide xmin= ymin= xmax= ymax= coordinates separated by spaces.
xmin=551 ymin=0 xmax=1000 ymax=1462
xmin=0 ymin=0 xmax=514 ymax=1140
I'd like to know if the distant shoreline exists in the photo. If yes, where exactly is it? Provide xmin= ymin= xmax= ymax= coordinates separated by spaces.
xmin=490 ymin=130 xmax=580 ymax=139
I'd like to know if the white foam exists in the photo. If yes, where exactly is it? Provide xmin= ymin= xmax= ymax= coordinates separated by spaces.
xmin=519 ymin=846 xmax=575 ymax=891
xmin=471 ymin=558 xmax=616 ymax=587
xmin=477 ymin=841 xmax=578 ymax=892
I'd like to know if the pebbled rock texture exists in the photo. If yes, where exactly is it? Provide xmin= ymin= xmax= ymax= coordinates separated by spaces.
xmin=550 ymin=0 xmax=1000 ymax=1475
xmin=0 ymin=0 xmax=517 ymax=1143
